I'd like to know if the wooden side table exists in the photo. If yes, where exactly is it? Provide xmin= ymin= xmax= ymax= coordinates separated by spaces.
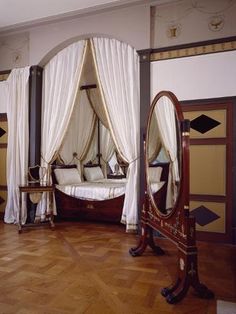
xmin=18 ymin=183 xmax=55 ymax=233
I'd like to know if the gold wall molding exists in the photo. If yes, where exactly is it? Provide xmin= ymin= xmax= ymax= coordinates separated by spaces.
xmin=151 ymin=39 xmax=236 ymax=61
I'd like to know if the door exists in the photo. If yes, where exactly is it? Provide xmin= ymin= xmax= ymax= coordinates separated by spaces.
xmin=182 ymin=100 xmax=234 ymax=243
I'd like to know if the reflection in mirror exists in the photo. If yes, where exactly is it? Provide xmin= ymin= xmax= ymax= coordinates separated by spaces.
xmin=147 ymin=95 xmax=181 ymax=216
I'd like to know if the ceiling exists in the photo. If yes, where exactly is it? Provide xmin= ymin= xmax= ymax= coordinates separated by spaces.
xmin=0 ymin=0 xmax=177 ymax=33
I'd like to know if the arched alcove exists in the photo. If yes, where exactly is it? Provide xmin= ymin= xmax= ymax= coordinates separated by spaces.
xmin=38 ymin=33 xmax=135 ymax=67
xmin=29 ymin=35 xmax=140 ymax=232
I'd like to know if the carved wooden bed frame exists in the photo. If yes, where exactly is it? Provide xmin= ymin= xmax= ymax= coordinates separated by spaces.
xmin=51 ymin=164 xmax=124 ymax=223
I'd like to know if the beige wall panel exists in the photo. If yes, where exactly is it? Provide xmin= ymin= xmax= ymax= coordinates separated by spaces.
xmin=0 ymin=121 xmax=8 ymax=144
xmin=190 ymin=201 xmax=225 ymax=233
xmin=184 ymin=110 xmax=226 ymax=139
xmin=190 ymin=145 xmax=226 ymax=195
xmin=0 ymin=148 xmax=7 ymax=185
xmin=0 ymin=190 xmax=7 ymax=213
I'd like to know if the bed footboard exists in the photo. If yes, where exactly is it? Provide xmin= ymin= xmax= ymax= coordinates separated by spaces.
xmin=55 ymin=188 xmax=124 ymax=223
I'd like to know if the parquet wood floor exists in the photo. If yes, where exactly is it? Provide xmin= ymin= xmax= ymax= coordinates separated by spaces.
xmin=0 ymin=220 xmax=235 ymax=314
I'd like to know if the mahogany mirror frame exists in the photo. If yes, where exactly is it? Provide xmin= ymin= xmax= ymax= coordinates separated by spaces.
xmin=130 ymin=90 xmax=214 ymax=304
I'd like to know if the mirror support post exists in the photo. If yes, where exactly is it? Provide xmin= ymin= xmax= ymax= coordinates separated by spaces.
xmin=138 ymin=49 xmax=152 ymax=227
xmin=181 ymin=119 xmax=191 ymax=217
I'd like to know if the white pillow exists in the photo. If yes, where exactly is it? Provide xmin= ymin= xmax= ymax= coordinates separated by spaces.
xmin=54 ymin=168 xmax=81 ymax=185
xmin=148 ymin=167 xmax=163 ymax=183
xmin=84 ymin=166 xmax=104 ymax=181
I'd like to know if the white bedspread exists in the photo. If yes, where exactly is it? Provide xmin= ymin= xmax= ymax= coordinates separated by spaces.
xmin=56 ymin=178 xmax=127 ymax=201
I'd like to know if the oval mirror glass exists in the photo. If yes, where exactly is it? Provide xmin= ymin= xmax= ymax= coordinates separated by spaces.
xmin=146 ymin=92 xmax=182 ymax=216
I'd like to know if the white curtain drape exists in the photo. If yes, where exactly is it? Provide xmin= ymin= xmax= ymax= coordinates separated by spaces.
xmin=100 ymin=123 xmax=115 ymax=176
xmin=154 ymin=96 xmax=179 ymax=209
xmin=86 ymin=88 xmax=109 ymax=128
xmin=59 ymin=90 xmax=96 ymax=174
xmin=37 ymin=40 xmax=87 ymax=218
xmin=86 ymin=88 xmax=115 ymax=175
xmin=91 ymin=38 xmax=140 ymax=232
xmin=148 ymin=114 xmax=162 ymax=163
xmin=82 ymin=123 xmax=98 ymax=166
xmin=4 ymin=67 xmax=30 ymax=223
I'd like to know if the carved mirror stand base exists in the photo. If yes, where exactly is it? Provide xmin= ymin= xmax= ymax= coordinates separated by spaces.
xmin=130 ymin=220 xmax=214 ymax=304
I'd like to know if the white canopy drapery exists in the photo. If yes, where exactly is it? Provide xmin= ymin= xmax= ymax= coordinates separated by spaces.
xmin=100 ymin=123 xmax=115 ymax=176
xmin=86 ymin=88 xmax=109 ymax=129
xmin=37 ymin=40 xmax=87 ymax=218
xmin=3 ymin=67 xmax=30 ymax=223
xmin=148 ymin=113 xmax=162 ymax=163
xmin=59 ymin=90 xmax=96 ymax=174
xmin=154 ymin=95 xmax=179 ymax=209
xmin=91 ymin=37 xmax=140 ymax=232
xmin=86 ymin=87 xmax=115 ymax=176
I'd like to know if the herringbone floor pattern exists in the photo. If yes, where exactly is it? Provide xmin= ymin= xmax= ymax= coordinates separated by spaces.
xmin=0 ymin=220 xmax=235 ymax=314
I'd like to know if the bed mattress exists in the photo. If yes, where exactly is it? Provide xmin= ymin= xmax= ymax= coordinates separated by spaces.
xmin=56 ymin=178 xmax=127 ymax=201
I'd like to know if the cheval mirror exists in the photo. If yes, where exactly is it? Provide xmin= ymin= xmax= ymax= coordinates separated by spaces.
xmin=130 ymin=91 xmax=214 ymax=304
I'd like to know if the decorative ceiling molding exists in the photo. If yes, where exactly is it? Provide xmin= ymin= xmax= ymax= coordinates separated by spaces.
xmin=0 ymin=0 xmax=172 ymax=35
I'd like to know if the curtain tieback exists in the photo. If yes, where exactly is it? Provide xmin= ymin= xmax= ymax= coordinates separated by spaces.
xmin=40 ymin=154 xmax=50 ymax=165
xmin=129 ymin=156 xmax=140 ymax=164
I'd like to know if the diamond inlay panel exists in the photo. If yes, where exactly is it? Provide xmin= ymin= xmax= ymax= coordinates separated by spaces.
xmin=190 ymin=114 xmax=221 ymax=134
xmin=191 ymin=205 xmax=220 ymax=226
xmin=0 ymin=127 xmax=6 ymax=138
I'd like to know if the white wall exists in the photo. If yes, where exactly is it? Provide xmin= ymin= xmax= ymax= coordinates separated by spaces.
xmin=29 ymin=4 xmax=150 ymax=66
xmin=151 ymin=50 xmax=236 ymax=101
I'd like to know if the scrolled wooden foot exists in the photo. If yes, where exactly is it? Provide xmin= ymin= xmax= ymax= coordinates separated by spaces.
xmin=161 ymin=277 xmax=189 ymax=304
xmin=129 ymin=247 xmax=143 ymax=257
xmin=129 ymin=236 xmax=148 ymax=256
xmin=161 ymin=272 xmax=214 ymax=303
xmin=129 ymin=224 xmax=165 ymax=257
xmin=166 ymin=293 xmax=179 ymax=304
xmin=165 ymin=284 xmax=189 ymax=304
xmin=161 ymin=287 xmax=171 ymax=297
xmin=161 ymin=278 xmax=181 ymax=297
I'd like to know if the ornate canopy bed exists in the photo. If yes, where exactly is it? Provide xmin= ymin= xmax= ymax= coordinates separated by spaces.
xmin=51 ymin=163 xmax=126 ymax=222
xmin=34 ymin=38 xmax=140 ymax=231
